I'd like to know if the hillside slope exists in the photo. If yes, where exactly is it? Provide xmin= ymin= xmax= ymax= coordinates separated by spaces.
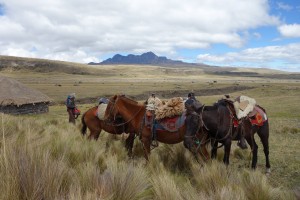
xmin=0 ymin=55 xmax=105 ymax=75
xmin=1 ymin=55 xmax=299 ymax=80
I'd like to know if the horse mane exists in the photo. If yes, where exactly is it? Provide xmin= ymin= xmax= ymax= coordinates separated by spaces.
xmin=196 ymin=104 xmax=217 ymax=113
xmin=120 ymin=95 xmax=139 ymax=104
xmin=214 ymin=98 xmax=232 ymax=107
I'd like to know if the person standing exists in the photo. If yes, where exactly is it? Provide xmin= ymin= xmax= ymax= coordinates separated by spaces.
xmin=66 ymin=93 xmax=76 ymax=124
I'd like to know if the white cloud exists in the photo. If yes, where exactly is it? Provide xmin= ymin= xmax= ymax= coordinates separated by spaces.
xmin=278 ymin=24 xmax=300 ymax=38
xmin=277 ymin=2 xmax=293 ymax=11
xmin=0 ymin=0 xmax=280 ymax=63
xmin=197 ymin=43 xmax=300 ymax=72
xmin=1 ymin=47 xmax=36 ymax=58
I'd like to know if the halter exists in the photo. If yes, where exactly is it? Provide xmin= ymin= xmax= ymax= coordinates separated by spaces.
xmin=184 ymin=105 xmax=211 ymax=156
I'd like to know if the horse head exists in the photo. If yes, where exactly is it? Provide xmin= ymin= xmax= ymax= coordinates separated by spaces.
xmin=104 ymin=95 xmax=120 ymax=124
xmin=104 ymin=94 xmax=144 ymax=127
xmin=184 ymin=104 xmax=205 ymax=151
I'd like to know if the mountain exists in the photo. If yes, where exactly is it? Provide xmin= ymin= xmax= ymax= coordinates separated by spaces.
xmin=89 ymin=52 xmax=204 ymax=67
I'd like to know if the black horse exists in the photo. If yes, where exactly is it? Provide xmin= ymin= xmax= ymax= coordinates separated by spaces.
xmin=184 ymin=99 xmax=270 ymax=172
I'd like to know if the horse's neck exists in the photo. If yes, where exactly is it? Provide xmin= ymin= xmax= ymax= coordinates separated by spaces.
xmin=202 ymin=106 xmax=220 ymax=128
xmin=118 ymin=99 xmax=145 ymax=128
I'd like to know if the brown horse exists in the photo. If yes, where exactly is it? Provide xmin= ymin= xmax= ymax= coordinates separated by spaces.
xmin=81 ymin=106 xmax=136 ymax=155
xmin=185 ymin=99 xmax=270 ymax=172
xmin=104 ymin=95 xmax=210 ymax=161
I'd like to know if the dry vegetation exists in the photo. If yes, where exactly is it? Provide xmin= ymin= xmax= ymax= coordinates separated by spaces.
xmin=0 ymin=56 xmax=300 ymax=199
xmin=0 ymin=112 xmax=298 ymax=200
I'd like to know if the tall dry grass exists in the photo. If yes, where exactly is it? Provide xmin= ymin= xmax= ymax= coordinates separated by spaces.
xmin=0 ymin=113 xmax=296 ymax=200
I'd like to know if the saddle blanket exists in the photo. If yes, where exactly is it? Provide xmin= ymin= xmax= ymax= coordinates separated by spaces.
xmin=145 ymin=112 xmax=186 ymax=132
xmin=250 ymin=106 xmax=267 ymax=126
xmin=96 ymin=104 xmax=107 ymax=120
xmin=233 ymin=105 xmax=267 ymax=127
xmin=156 ymin=114 xmax=186 ymax=132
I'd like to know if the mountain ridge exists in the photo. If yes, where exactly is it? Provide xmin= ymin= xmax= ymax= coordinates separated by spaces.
xmin=89 ymin=51 xmax=209 ymax=67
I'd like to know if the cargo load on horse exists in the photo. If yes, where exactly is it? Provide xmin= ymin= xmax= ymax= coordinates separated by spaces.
xmin=145 ymin=97 xmax=186 ymax=146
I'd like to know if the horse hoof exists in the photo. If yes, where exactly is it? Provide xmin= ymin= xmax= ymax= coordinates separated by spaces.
xmin=266 ymin=168 xmax=271 ymax=175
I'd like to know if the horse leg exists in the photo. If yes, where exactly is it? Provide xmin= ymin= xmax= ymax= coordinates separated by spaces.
xmin=94 ymin=129 xmax=101 ymax=140
xmin=125 ymin=133 xmax=135 ymax=157
xmin=199 ymin=134 xmax=210 ymax=161
xmin=81 ymin=114 xmax=88 ymax=136
xmin=88 ymin=129 xmax=101 ymax=140
xmin=141 ymin=134 xmax=151 ymax=161
xmin=211 ymin=140 xmax=218 ymax=159
xmin=223 ymin=139 xmax=232 ymax=165
xmin=245 ymin=132 xmax=258 ymax=169
xmin=257 ymin=122 xmax=271 ymax=173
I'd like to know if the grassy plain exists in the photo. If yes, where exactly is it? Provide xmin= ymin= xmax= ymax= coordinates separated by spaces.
xmin=0 ymin=63 xmax=299 ymax=199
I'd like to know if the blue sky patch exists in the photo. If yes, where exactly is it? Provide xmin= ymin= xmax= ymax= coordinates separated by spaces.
xmin=0 ymin=4 xmax=5 ymax=16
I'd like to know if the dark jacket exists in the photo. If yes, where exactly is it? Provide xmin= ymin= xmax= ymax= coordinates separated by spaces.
xmin=66 ymin=97 xmax=75 ymax=109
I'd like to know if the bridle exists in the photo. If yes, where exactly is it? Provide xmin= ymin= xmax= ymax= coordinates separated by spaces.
xmin=184 ymin=105 xmax=211 ymax=157
xmin=104 ymin=96 xmax=144 ymax=128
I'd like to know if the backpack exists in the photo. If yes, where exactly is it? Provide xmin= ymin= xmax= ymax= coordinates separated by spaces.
xmin=66 ymin=96 xmax=75 ymax=108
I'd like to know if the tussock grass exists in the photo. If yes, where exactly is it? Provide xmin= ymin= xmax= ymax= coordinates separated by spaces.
xmin=0 ymin=140 xmax=70 ymax=199
xmin=241 ymin=170 xmax=296 ymax=200
xmin=191 ymin=160 xmax=233 ymax=195
xmin=151 ymin=143 xmax=196 ymax=174
xmin=150 ymin=169 xmax=184 ymax=200
xmin=0 ymin=113 xmax=296 ymax=199
xmin=98 ymin=156 xmax=151 ymax=200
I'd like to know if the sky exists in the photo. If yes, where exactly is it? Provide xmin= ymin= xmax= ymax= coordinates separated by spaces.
xmin=0 ymin=0 xmax=299 ymax=72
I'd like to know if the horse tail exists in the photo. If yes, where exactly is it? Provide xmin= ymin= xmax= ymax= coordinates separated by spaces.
xmin=81 ymin=112 xmax=87 ymax=136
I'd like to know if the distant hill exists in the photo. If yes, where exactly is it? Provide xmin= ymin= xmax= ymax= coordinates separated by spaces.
xmin=1 ymin=55 xmax=299 ymax=79
xmin=0 ymin=55 xmax=103 ymax=75
xmin=89 ymin=52 xmax=300 ymax=78
xmin=89 ymin=51 xmax=211 ymax=67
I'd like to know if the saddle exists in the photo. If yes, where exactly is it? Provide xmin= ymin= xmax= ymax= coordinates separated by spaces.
xmin=95 ymin=104 xmax=107 ymax=120
xmin=248 ymin=105 xmax=267 ymax=126
xmin=233 ymin=95 xmax=256 ymax=119
xmin=145 ymin=111 xmax=186 ymax=132
xmin=219 ymin=97 xmax=267 ymax=127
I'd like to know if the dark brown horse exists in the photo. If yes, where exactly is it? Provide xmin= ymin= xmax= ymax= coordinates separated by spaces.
xmin=81 ymin=106 xmax=136 ymax=155
xmin=185 ymin=100 xmax=270 ymax=172
xmin=104 ymin=95 xmax=210 ymax=161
